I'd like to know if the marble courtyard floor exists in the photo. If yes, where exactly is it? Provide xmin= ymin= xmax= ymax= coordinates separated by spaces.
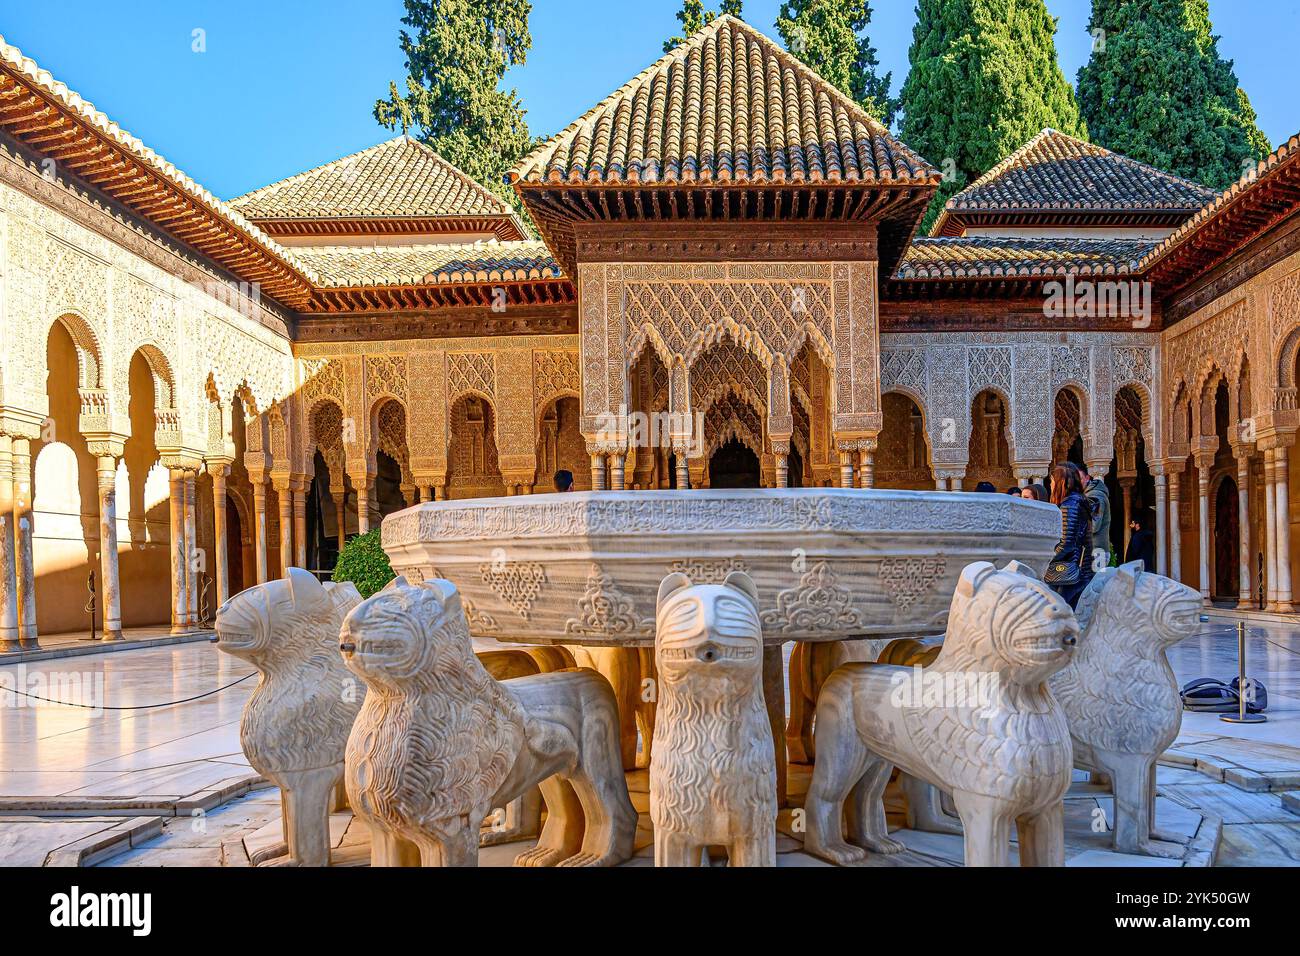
xmin=0 ymin=623 xmax=1296 ymax=867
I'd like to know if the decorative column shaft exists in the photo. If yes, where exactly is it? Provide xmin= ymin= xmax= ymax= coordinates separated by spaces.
xmin=0 ymin=437 xmax=19 ymax=652
xmin=858 ymin=445 xmax=876 ymax=490
xmin=96 ymin=457 xmax=123 ymax=641
xmin=674 ymin=449 xmax=689 ymax=491
xmin=775 ymin=454 xmax=789 ymax=489
xmin=1153 ymin=473 xmax=1168 ymax=578
xmin=355 ymin=480 xmax=370 ymax=535
xmin=12 ymin=438 xmax=35 ymax=647
xmin=1196 ymin=463 xmax=1211 ymax=602
xmin=169 ymin=470 xmax=188 ymax=634
xmin=184 ymin=471 xmax=198 ymax=627
xmin=251 ymin=478 xmax=269 ymax=585
xmin=609 ymin=452 xmax=626 ymax=492
xmin=1275 ymin=447 xmax=1294 ymax=612
xmin=1264 ymin=451 xmax=1278 ymax=608
xmin=590 ymin=452 xmax=607 ymax=492
xmin=1119 ymin=479 xmax=1135 ymax=555
xmin=839 ymin=450 xmax=854 ymax=489
xmin=211 ymin=466 xmax=230 ymax=606
xmin=333 ymin=492 xmax=347 ymax=555
xmin=276 ymin=483 xmax=294 ymax=577
xmin=1237 ymin=455 xmax=1252 ymax=609
xmin=293 ymin=480 xmax=307 ymax=570
xmin=1168 ymin=470 xmax=1182 ymax=584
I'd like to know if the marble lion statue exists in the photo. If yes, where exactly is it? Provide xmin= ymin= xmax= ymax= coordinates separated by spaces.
xmin=1052 ymin=561 xmax=1204 ymax=857
xmin=651 ymin=570 xmax=777 ymax=867
xmin=804 ymin=561 xmax=1077 ymax=867
xmin=213 ymin=568 xmax=363 ymax=867
xmin=340 ymin=575 xmax=637 ymax=867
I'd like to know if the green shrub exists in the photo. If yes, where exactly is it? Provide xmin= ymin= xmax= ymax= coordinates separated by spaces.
xmin=333 ymin=529 xmax=395 ymax=598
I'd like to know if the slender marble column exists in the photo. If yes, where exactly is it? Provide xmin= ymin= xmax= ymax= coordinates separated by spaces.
xmin=251 ymin=478 xmax=269 ymax=585
xmin=12 ymin=439 xmax=35 ymax=648
xmin=433 ymin=484 xmax=446 ymax=501
xmin=839 ymin=451 xmax=854 ymax=489
xmin=211 ymin=467 xmax=230 ymax=606
xmin=858 ymin=448 xmax=875 ymax=489
xmin=169 ymin=470 xmax=188 ymax=634
xmin=609 ymin=453 xmax=626 ymax=492
xmin=1168 ymin=471 xmax=1182 ymax=584
xmin=1237 ymin=455 xmax=1252 ymax=609
xmin=1120 ymin=479 xmax=1135 ymax=555
xmin=1264 ymin=451 xmax=1278 ymax=608
xmin=1275 ymin=447 xmax=1294 ymax=612
xmin=674 ymin=451 xmax=689 ymax=490
xmin=355 ymin=479 xmax=372 ymax=535
xmin=277 ymin=483 xmax=294 ymax=577
xmin=292 ymin=482 xmax=307 ymax=569
xmin=96 ymin=457 xmax=123 ymax=641
xmin=775 ymin=454 xmax=789 ymax=488
xmin=0 ymin=438 xmax=18 ymax=652
xmin=1154 ymin=473 xmax=1168 ymax=577
xmin=185 ymin=471 xmax=199 ymax=627
xmin=333 ymin=492 xmax=346 ymax=554
xmin=590 ymin=453 xmax=607 ymax=491
xmin=1197 ymin=465 xmax=1211 ymax=602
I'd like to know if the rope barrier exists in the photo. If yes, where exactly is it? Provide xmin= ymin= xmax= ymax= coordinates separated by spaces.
xmin=0 ymin=672 xmax=256 ymax=710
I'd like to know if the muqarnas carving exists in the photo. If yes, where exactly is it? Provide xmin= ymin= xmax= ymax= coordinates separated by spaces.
xmin=340 ymin=576 xmax=637 ymax=867
xmin=805 ymin=561 xmax=1077 ymax=867
xmin=651 ymin=570 xmax=777 ymax=867
xmin=1052 ymin=562 xmax=1203 ymax=857
xmin=214 ymin=569 xmax=364 ymax=867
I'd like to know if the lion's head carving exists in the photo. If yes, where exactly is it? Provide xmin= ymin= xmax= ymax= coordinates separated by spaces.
xmin=215 ymin=568 xmax=359 ymax=672
xmin=655 ymin=570 xmax=763 ymax=690
xmin=941 ymin=560 xmax=1078 ymax=687
xmin=1075 ymin=561 xmax=1203 ymax=652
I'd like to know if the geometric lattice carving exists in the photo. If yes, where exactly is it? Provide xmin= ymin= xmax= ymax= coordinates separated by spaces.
xmin=447 ymin=351 xmax=495 ymax=400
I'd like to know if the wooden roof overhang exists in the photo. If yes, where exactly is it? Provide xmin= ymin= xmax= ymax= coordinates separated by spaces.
xmin=933 ymin=209 xmax=1201 ymax=238
xmin=301 ymin=276 xmax=574 ymax=314
xmin=253 ymin=214 xmax=526 ymax=242
xmin=0 ymin=46 xmax=314 ymax=310
xmin=513 ymin=179 xmax=938 ymax=278
xmin=1143 ymin=136 xmax=1300 ymax=299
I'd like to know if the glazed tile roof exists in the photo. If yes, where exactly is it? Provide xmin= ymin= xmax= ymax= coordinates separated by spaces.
xmin=292 ymin=241 xmax=560 ymax=287
xmin=896 ymin=236 xmax=1155 ymax=280
xmin=230 ymin=137 xmax=520 ymax=225
xmin=1136 ymin=132 xmax=1300 ymax=279
xmin=511 ymin=15 xmax=937 ymax=187
xmin=932 ymin=130 xmax=1215 ymax=235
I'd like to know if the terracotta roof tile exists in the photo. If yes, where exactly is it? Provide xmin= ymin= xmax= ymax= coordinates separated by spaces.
xmin=511 ymin=16 xmax=936 ymax=187
xmin=293 ymin=240 xmax=560 ymax=287
xmin=230 ymin=137 xmax=518 ymax=223
xmin=897 ymin=236 xmax=1154 ymax=280
xmin=932 ymin=129 xmax=1215 ymax=235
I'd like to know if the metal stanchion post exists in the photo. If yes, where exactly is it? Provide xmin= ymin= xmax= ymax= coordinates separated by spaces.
xmin=1222 ymin=619 xmax=1267 ymax=724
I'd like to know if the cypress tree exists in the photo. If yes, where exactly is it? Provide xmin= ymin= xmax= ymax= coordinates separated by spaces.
xmin=1077 ymin=0 xmax=1271 ymax=189
xmin=899 ymin=0 xmax=1087 ymax=229
xmin=775 ymin=0 xmax=898 ymax=126
xmin=375 ymin=0 xmax=534 ymax=208
xmin=665 ymin=1 xmax=744 ymax=53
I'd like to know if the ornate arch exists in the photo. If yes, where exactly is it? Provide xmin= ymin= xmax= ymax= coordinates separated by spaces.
xmin=49 ymin=310 xmax=105 ymax=390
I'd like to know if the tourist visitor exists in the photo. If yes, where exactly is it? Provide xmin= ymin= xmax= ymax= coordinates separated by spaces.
xmin=554 ymin=470 xmax=575 ymax=492
xmin=1079 ymin=462 xmax=1112 ymax=562
xmin=1022 ymin=483 xmax=1048 ymax=502
xmin=1005 ymin=485 xmax=1020 ymax=495
xmin=1125 ymin=509 xmax=1157 ymax=573
xmin=1047 ymin=463 xmax=1095 ymax=608
xmin=974 ymin=481 xmax=997 ymax=493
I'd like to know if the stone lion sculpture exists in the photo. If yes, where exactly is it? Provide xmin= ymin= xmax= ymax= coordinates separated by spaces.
xmin=213 ymin=568 xmax=363 ymax=867
xmin=340 ymin=575 xmax=637 ymax=867
xmin=804 ymin=561 xmax=1077 ymax=867
xmin=1052 ymin=561 xmax=1204 ymax=857
xmin=651 ymin=570 xmax=776 ymax=867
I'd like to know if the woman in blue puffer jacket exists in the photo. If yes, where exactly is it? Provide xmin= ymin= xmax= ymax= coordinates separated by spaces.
xmin=1046 ymin=462 xmax=1095 ymax=609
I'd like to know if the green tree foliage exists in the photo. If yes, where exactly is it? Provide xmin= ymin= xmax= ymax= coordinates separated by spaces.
xmin=332 ymin=529 xmax=395 ymax=599
xmin=664 ymin=0 xmax=744 ymax=52
xmin=776 ymin=0 xmax=897 ymax=126
xmin=375 ymin=0 xmax=534 ymax=214
xmin=900 ymin=0 xmax=1086 ymax=230
xmin=1077 ymin=0 xmax=1270 ymax=190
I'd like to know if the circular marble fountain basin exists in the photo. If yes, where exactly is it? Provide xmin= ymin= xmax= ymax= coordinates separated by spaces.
xmin=380 ymin=488 xmax=1061 ymax=647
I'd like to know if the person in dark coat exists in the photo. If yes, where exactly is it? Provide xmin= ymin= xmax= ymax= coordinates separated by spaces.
xmin=1047 ymin=463 xmax=1095 ymax=609
xmin=1125 ymin=508 xmax=1157 ymax=573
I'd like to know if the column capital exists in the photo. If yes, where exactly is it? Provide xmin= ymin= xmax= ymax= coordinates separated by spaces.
xmin=206 ymin=457 xmax=234 ymax=480
xmin=82 ymin=431 xmax=127 ymax=460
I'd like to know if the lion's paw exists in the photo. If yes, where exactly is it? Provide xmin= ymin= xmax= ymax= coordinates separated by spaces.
xmin=555 ymin=851 xmax=610 ymax=868
xmin=513 ymin=845 xmax=566 ymax=868
xmin=804 ymin=840 xmax=869 ymax=866
xmin=863 ymin=836 xmax=907 ymax=855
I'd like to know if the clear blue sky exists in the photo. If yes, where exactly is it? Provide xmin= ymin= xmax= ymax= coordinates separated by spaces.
xmin=2 ymin=1 xmax=1295 ymax=200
